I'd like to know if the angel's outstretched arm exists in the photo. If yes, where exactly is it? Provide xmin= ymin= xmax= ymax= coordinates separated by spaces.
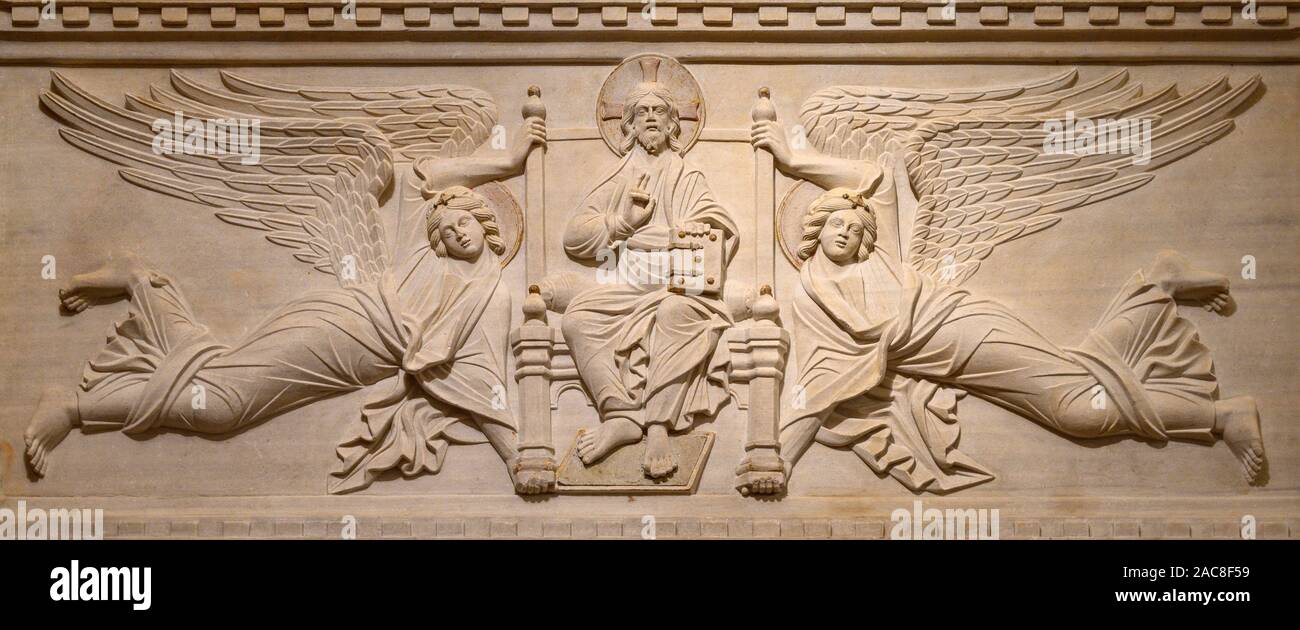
xmin=751 ymin=118 xmax=898 ymax=257
xmin=751 ymin=120 xmax=882 ymax=191
xmin=416 ymin=117 xmax=546 ymax=191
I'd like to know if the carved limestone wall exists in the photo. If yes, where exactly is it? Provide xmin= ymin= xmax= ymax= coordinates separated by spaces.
xmin=0 ymin=1 xmax=1296 ymax=538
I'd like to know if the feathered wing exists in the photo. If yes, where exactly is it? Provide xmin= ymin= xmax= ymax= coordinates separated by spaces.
xmin=40 ymin=70 xmax=499 ymax=286
xmin=800 ymin=69 xmax=1083 ymax=164
xmin=800 ymin=69 xmax=1261 ymax=284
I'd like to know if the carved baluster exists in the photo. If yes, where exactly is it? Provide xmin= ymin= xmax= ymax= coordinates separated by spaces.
xmin=735 ymin=286 xmax=789 ymax=495
xmin=511 ymin=88 xmax=556 ymax=492
xmin=522 ymin=85 xmax=547 ymax=281
xmin=735 ymin=88 xmax=791 ymax=495
xmin=512 ymin=286 xmax=555 ymax=485
xmin=752 ymin=87 xmax=777 ymax=287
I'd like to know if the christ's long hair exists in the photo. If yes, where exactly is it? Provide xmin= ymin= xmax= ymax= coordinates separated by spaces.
xmin=423 ymin=186 xmax=505 ymax=257
xmin=797 ymin=188 xmax=877 ymax=263
xmin=619 ymin=85 xmax=684 ymax=155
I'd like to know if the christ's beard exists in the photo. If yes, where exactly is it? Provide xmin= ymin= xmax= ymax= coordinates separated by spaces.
xmin=637 ymin=129 xmax=668 ymax=155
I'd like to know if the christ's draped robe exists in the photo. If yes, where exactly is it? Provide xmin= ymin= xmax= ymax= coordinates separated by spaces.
xmin=789 ymin=247 xmax=1218 ymax=493
xmin=76 ymin=244 xmax=515 ymax=494
xmin=561 ymin=148 xmax=738 ymax=431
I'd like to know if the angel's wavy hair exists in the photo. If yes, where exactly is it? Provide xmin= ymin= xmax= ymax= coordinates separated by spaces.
xmin=619 ymin=85 xmax=683 ymax=155
xmin=798 ymin=188 xmax=878 ymax=263
xmin=423 ymin=186 xmax=506 ymax=257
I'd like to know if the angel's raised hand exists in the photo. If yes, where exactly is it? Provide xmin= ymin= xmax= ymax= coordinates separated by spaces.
xmin=751 ymin=120 xmax=794 ymax=169
xmin=510 ymin=117 xmax=548 ymax=167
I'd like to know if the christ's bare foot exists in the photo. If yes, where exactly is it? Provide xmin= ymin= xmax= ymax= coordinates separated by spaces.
xmin=24 ymin=387 xmax=79 ymax=477
xmin=1147 ymin=250 xmax=1235 ymax=315
xmin=1216 ymin=396 xmax=1266 ymax=484
xmin=642 ymin=423 xmax=677 ymax=479
xmin=576 ymin=416 xmax=642 ymax=466
xmin=59 ymin=252 xmax=156 ymax=313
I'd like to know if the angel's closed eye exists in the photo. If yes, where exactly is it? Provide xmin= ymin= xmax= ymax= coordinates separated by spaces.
xmin=829 ymin=217 xmax=844 ymax=228
xmin=458 ymin=217 xmax=471 ymax=227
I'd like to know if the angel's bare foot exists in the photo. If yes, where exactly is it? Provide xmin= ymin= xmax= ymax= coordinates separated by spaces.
xmin=24 ymin=387 xmax=79 ymax=477
xmin=1216 ymin=396 xmax=1266 ymax=484
xmin=576 ymin=416 xmax=641 ymax=466
xmin=59 ymin=252 xmax=153 ymax=313
xmin=642 ymin=423 xmax=677 ymax=479
xmin=1146 ymin=250 xmax=1235 ymax=315
xmin=510 ymin=457 xmax=556 ymax=495
xmin=735 ymin=453 xmax=788 ymax=496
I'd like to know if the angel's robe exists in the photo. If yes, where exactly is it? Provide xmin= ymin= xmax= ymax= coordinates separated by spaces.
xmin=333 ymin=247 xmax=516 ymax=493
xmin=560 ymin=147 xmax=737 ymax=431
xmin=789 ymin=247 xmax=1218 ymax=493
xmin=76 ymin=245 xmax=514 ymax=494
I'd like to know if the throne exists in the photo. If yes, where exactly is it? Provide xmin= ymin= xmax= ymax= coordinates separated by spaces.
xmin=509 ymin=277 xmax=789 ymax=494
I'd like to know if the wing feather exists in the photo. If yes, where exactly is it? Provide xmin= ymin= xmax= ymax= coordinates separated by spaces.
xmin=802 ymin=69 xmax=1260 ymax=285
xmin=42 ymin=70 xmax=500 ymax=285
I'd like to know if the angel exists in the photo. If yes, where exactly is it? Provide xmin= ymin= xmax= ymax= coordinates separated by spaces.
xmin=23 ymin=71 xmax=555 ymax=494
xmin=741 ymin=69 xmax=1267 ymax=495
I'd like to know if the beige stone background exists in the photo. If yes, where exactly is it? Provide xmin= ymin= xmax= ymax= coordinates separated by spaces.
xmin=0 ymin=59 xmax=1295 ymax=536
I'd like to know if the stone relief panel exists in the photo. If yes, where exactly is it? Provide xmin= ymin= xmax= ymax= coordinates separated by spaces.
xmin=751 ymin=69 xmax=1267 ymax=496
xmin=0 ymin=42 xmax=1295 ymax=537
xmin=30 ymin=69 xmax=555 ymax=494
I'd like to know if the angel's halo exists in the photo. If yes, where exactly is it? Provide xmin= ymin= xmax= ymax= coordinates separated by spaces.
xmin=470 ymin=181 xmax=525 ymax=268
xmin=776 ymin=180 xmax=830 ymax=269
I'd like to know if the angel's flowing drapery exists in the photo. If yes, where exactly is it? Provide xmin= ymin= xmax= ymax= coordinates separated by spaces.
xmin=789 ymin=249 xmax=1218 ymax=493
xmin=76 ymin=248 xmax=515 ymax=493
xmin=560 ymin=149 xmax=737 ymax=431
xmin=37 ymin=71 xmax=529 ymax=492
